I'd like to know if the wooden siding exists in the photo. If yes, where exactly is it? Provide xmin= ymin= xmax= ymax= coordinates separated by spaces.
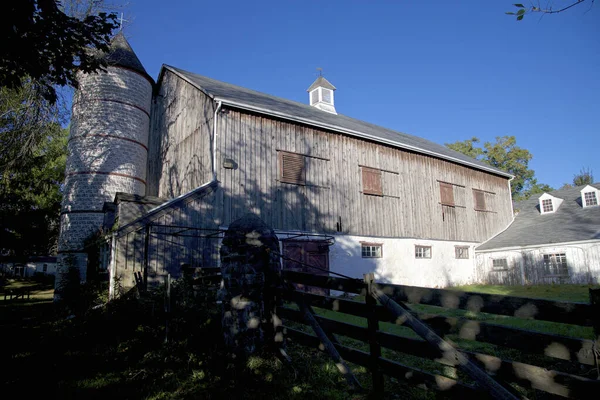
xmin=150 ymin=73 xmax=513 ymax=243
xmin=216 ymin=108 xmax=513 ymax=242
xmin=147 ymin=70 xmax=215 ymax=198
xmin=475 ymin=243 xmax=600 ymax=285
xmin=113 ymin=186 xmax=221 ymax=290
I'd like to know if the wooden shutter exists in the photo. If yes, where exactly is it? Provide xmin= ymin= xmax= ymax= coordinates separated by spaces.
xmin=439 ymin=182 xmax=454 ymax=206
xmin=279 ymin=152 xmax=305 ymax=184
xmin=362 ymin=167 xmax=383 ymax=196
xmin=473 ymin=189 xmax=486 ymax=211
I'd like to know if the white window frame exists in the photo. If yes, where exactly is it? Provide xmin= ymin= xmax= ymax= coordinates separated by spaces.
xmin=581 ymin=185 xmax=599 ymax=208
xmin=492 ymin=258 xmax=508 ymax=271
xmin=543 ymin=253 xmax=568 ymax=276
xmin=310 ymin=88 xmax=320 ymax=105
xmin=539 ymin=193 xmax=563 ymax=214
xmin=415 ymin=245 xmax=431 ymax=259
xmin=361 ymin=243 xmax=382 ymax=258
xmin=309 ymin=87 xmax=335 ymax=106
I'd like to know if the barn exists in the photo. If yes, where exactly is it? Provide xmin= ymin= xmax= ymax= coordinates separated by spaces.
xmin=57 ymin=33 xmax=515 ymax=296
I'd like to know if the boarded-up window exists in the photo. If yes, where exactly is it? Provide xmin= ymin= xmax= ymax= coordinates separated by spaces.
xmin=362 ymin=167 xmax=383 ymax=196
xmin=439 ymin=182 xmax=454 ymax=206
xmin=473 ymin=189 xmax=486 ymax=211
xmin=279 ymin=152 xmax=305 ymax=184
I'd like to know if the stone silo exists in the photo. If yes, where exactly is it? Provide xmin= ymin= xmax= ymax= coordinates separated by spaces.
xmin=57 ymin=33 xmax=153 ymax=287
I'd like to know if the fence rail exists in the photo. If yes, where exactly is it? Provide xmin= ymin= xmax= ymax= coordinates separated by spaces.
xmin=278 ymin=270 xmax=600 ymax=399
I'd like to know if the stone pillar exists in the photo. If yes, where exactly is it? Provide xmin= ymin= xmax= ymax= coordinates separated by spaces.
xmin=219 ymin=214 xmax=282 ymax=359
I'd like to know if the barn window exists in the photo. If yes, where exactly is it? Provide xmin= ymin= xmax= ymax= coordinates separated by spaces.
xmin=362 ymin=167 xmax=383 ymax=196
xmin=415 ymin=245 xmax=431 ymax=259
xmin=42 ymin=264 xmax=48 ymax=272
xmin=584 ymin=191 xmax=598 ymax=207
xmin=361 ymin=243 xmax=382 ymax=258
xmin=492 ymin=259 xmax=508 ymax=271
xmin=455 ymin=246 xmax=469 ymax=259
xmin=439 ymin=182 xmax=454 ymax=206
xmin=279 ymin=151 xmax=306 ymax=185
xmin=473 ymin=189 xmax=486 ymax=211
xmin=543 ymin=253 xmax=568 ymax=276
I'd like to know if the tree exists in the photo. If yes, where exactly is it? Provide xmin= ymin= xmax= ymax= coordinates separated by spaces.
xmin=0 ymin=124 xmax=67 ymax=256
xmin=507 ymin=1 xmax=592 ymax=21
xmin=0 ymin=0 xmax=118 ymax=103
xmin=445 ymin=135 xmax=550 ymax=200
xmin=573 ymin=167 xmax=593 ymax=186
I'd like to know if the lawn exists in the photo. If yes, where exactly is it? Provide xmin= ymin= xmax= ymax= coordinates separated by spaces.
xmin=1 ymin=281 xmax=597 ymax=399
xmin=452 ymin=283 xmax=599 ymax=303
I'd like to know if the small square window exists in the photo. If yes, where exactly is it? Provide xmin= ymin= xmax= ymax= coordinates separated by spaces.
xmin=492 ymin=259 xmax=508 ymax=271
xmin=584 ymin=191 xmax=598 ymax=207
xmin=322 ymin=88 xmax=332 ymax=104
xmin=42 ymin=264 xmax=48 ymax=272
xmin=543 ymin=253 xmax=568 ymax=276
xmin=415 ymin=245 xmax=431 ymax=259
xmin=361 ymin=243 xmax=382 ymax=258
xmin=455 ymin=246 xmax=469 ymax=259
xmin=541 ymin=199 xmax=553 ymax=213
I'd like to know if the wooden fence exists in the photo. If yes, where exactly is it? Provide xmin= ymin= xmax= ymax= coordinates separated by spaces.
xmin=278 ymin=271 xmax=600 ymax=399
xmin=192 ymin=267 xmax=600 ymax=398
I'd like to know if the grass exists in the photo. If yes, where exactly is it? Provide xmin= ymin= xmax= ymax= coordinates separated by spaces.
xmin=452 ymin=283 xmax=600 ymax=303
xmin=1 ymin=281 xmax=597 ymax=399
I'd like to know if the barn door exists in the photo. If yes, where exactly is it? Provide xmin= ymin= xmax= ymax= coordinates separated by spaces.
xmin=282 ymin=240 xmax=330 ymax=295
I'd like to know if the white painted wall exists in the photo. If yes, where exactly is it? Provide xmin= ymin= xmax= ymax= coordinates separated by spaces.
xmin=475 ymin=241 xmax=600 ymax=285
xmin=329 ymin=234 xmax=478 ymax=288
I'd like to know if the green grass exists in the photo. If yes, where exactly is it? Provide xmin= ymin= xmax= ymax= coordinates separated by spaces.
xmin=452 ymin=283 xmax=599 ymax=303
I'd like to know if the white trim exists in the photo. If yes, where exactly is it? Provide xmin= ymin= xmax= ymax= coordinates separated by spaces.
xmin=161 ymin=66 xmax=512 ymax=179
xmin=475 ymin=238 xmax=600 ymax=253
xmin=581 ymin=185 xmax=599 ymax=208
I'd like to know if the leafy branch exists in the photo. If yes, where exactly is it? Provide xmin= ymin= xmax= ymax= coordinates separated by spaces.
xmin=506 ymin=0 xmax=593 ymax=20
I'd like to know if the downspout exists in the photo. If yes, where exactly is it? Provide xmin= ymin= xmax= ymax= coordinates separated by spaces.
xmin=212 ymin=101 xmax=223 ymax=181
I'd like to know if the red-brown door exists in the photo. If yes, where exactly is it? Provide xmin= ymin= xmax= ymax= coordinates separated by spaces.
xmin=282 ymin=240 xmax=330 ymax=295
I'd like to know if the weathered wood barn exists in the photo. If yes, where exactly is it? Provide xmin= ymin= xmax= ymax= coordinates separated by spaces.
xmin=475 ymin=184 xmax=600 ymax=285
xmin=58 ymin=34 xmax=515 ymax=294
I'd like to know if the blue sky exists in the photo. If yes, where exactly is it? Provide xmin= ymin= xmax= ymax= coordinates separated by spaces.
xmin=123 ymin=0 xmax=599 ymax=189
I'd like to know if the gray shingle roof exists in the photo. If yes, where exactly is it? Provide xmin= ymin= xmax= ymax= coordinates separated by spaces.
xmin=307 ymin=76 xmax=336 ymax=91
xmin=477 ymin=184 xmax=600 ymax=251
xmin=163 ymin=65 xmax=511 ymax=178
xmin=104 ymin=33 xmax=152 ymax=81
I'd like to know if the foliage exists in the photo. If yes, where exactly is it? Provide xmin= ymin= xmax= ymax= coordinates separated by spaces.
xmin=0 ymin=114 xmax=67 ymax=256
xmin=0 ymin=0 xmax=118 ymax=103
xmin=572 ymin=167 xmax=593 ymax=186
xmin=445 ymin=135 xmax=549 ymax=200
xmin=506 ymin=1 xmax=590 ymax=21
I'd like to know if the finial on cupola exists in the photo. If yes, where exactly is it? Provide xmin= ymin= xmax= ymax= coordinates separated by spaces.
xmin=307 ymin=68 xmax=337 ymax=114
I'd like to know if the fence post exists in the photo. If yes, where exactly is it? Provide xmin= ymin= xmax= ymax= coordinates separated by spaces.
xmin=164 ymin=273 xmax=171 ymax=343
xmin=364 ymin=273 xmax=384 ymax=394
xmin=589 ymin=288 xmax=600 ymax=379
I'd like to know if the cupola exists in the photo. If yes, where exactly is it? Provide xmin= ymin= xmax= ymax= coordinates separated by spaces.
xmin=538 ymin=193 xmax=563 ymax=214
xmin=307 ymin=75 xmax=337 ymax=114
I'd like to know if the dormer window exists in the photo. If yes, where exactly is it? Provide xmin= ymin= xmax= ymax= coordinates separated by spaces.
xmin=541 ymin=199 xmax=553 ymax=213
xmin=307 ymin=75 xmax=337 ymax=114
xmin=539 ymin=193 xmax=563 ymax=214
xmin=581 ymin=185 xmax=599 ymax=208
